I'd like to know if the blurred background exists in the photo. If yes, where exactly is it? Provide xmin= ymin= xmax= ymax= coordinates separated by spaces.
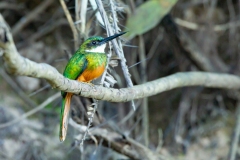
xmin=0 ymin=0 xmax=240 ymax=159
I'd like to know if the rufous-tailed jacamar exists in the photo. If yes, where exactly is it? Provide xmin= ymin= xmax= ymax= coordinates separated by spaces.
xmin=60 ymin=32 xmax=126 ymax=142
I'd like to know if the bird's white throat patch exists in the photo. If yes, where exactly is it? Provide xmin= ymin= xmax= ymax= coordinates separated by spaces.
xmin=86 ymin=44 xmax=106 ymax=53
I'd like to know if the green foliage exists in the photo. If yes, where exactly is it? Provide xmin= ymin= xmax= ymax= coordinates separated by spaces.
xmin=124 ymin=0 xmax=178 ymax=40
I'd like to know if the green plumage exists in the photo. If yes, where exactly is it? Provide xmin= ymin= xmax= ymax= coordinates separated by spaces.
xmin=61 ymin=52 xmax=87 ymax=98
xmin=61 ymin=35 xmax=108 ymax=98
xmin=59 ymin=32 xmax=126 ymax=142
xmin=61 ymin=50 xmax=107 ymax=98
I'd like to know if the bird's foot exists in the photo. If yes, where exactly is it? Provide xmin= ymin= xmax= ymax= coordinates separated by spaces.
xmin=85 ymin=81 xmax=94 ymax=86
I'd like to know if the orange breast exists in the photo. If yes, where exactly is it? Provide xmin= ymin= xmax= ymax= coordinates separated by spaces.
xmin=77 ymin=64 xmax=105 ymax=82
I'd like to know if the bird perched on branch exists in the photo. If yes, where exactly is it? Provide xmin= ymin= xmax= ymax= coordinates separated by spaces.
xmin=60 ymin=32 xmax=126 ymax=142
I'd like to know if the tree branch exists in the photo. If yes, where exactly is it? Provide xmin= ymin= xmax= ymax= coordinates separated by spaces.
xmin=228 ymin=101 xmax=240 ymax=160
xmin=95 ymin=0 xmax=136 ymax=109
xmin=91 ymin=128 xmax=164 ymax=160
xmin=1 ymin=14 xmax=240 ymax=103
xmin=69 ymin=119 xmax=164 ymax=160
xmin=12 ymin=0 xmax=55 ymax=36
xmin=59 ymin=0 xmax=79 ymax=50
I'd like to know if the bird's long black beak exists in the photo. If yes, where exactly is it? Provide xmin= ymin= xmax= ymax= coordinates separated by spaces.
xmin=101 ymin=32 xmax=127 ymax=43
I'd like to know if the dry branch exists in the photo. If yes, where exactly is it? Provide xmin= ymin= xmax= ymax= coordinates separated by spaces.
xmin=0 ymin=93 xmax=60 ymax=129
xmin=92 ymin=128 xmax=164 ymax=160
xmin=12 ymin=0 xmax=54 ymax=36
xmin=95 ymin=0 xmax=136 ymax=109
xmin=59 ymin=0 xmax=79 ymax=50
xmin=1 ymin=14 xmax=240 ymax=103
xmin=69 ymin=118 xmax=165 ymax=160
xmin=0 ymin=69 xmax=37 ymax=108
xmin=175 ymin=18 xmax=240 ymax=32
xmin=228 ymin=102 xmax=240 ymax=160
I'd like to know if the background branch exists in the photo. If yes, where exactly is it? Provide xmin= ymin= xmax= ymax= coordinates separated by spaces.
xmin=95 ymin=0 xmax=136 ymax=110
xmin=12 ymin=0 xmax=54 ymax=36
xmin=227 ymin=101 xmax=240 ymax=160
xmin=59 ymin=0 xmax=79 ymax=50
xmin=70 ymin=119 xmax=165 ymax=160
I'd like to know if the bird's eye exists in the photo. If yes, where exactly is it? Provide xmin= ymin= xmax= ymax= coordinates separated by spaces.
xmin=92 ymin=41 xmax=97 ymax=45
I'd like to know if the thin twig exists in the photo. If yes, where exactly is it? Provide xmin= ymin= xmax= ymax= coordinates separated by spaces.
xmin=0 ymin=2 xmax=24 ymax=11
xmin=75 ymin=0 xmax=81 ymax=32
xmin=95 ymin=0 xmax=135 ymax=110
xmin=80 ymin=101 xmax=99 ymax=147
xmin=178 ymin=29 xmax=219 ymax=72
xmin=59 ymin=0 xmax=79 ymax=50
xmin=110 ymin=0 xmax=136 ymax=110
xmin=28 ymin=84 xmax=50 ymax=97
xmin=0 ymin=68 xmax=37 ymax=108
xmin=139 ymin=35 xmax=149 ymax=146
xmin=80 ymin=0 xmax=88 ymax=34
xmin=12 ymin=0 xmax=54 ymax=36
xmin=0 ymin=93 xmax=60 ymax=129
xmin=175 ymin=18 xmax=240 ymax=32
xmin=89 ymin=0 xmax=104 ymax=26
xmin=227 ymin=101 xmax=240 ymax=160
xmin=128 ymin=57 xmax=150 ymax=68
xmin=27 ymin=19 xmax=68 ymax=43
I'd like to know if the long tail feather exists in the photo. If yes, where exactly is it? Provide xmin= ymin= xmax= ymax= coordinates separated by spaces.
xmin=59 ymin=93 xmax=72 ymax=142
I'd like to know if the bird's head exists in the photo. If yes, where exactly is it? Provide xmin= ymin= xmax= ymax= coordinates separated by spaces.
xmin=79 ymin=32 xmax=126 ymax=53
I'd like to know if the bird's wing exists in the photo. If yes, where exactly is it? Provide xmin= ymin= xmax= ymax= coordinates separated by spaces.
xmin=61 ymin=54 xmax=88 ymax=97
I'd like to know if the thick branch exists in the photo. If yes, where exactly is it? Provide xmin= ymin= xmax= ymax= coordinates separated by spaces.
xmin=1 ymin=14 xmax=240 ymax=103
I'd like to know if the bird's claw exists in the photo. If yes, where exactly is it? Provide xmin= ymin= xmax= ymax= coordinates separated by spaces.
xmin=82 ymin=81 xmax=94 ymax=86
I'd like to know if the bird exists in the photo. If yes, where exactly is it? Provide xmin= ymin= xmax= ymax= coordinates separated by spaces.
xmin=59 ymin=32 xmax=126 ymax=142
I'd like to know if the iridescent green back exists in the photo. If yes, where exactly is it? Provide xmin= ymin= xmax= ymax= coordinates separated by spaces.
xmin=61 ymin=52 xmax=87 ymax=97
